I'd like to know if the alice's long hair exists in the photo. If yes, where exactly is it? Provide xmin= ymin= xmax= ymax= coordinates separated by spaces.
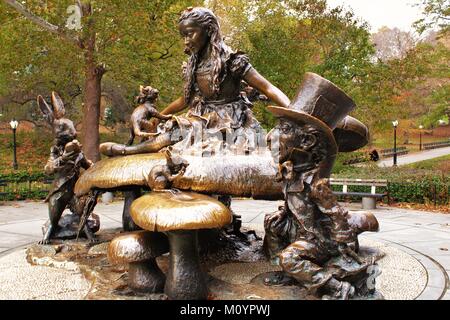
xmin=179 ymin=7 xmax=232 ymax=104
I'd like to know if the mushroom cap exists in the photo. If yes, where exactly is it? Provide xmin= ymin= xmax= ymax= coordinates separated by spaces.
xmin=108 ymin=230 xmax=169 ymax=264
xmin=74 ymin=152 xmax=283 ymax=200
xmin=130 ymin=191 xmax=233 ymax=232
xmin=74 ymin=153 xmax=166 ymax=196
xmin=347 ymin=212 xmax=379 ymax=234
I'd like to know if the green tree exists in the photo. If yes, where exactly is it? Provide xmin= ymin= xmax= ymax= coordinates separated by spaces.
xmin=1 ymin=0 xmax=200 ymax=161
xmin=413 ymin=0 xmax=450 ymax=35
xmin=215 ymin=0 xmax=375 ymax=129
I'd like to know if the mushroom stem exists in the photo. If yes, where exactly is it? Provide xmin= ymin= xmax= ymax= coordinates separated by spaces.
xmin=128 ymin=258 xmax=166 ymax=293
xmin=122 ymin=188 xmax=142 ymax=231
xmin=164 ymin=230 xmax=207 ymax=300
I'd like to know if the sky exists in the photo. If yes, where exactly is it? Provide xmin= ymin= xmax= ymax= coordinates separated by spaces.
xmin=326 ymin=0 xmax=424 ymax=33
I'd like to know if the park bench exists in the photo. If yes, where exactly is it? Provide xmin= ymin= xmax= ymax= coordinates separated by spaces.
xmin=380 ymin=147 xmax=408 ymax=158
xmin=423 ymin=140 xmax=450 ymax=150
xmin=329 ymin=178 xmax=389 ymax=209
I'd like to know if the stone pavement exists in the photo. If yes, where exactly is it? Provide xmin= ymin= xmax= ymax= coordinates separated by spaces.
xmin=377 ymin=146 xmax=450 ymax=167
xmin=0 ymin=199 xmax=448 ymax=300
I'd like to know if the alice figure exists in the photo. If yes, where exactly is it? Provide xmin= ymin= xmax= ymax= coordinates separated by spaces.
xmin=100 ymin=7 xmax=290 ymax=156
xmin=162 ymin=7 xmax=290 ymax=150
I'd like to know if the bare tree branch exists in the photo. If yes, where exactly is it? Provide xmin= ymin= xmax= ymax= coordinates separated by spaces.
xmin=0 ymin=83 xmax=82 ymax=108
xmin=148 ymin=41 xmax=176 ymax=61
xmin=3 ymin=0 xmax=81 ymax=47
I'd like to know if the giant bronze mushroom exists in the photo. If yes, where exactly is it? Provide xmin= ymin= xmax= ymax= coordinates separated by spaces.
xmin=130 ymin=191 xmax=232 ymax=300
xmin=108 ymin=231 xmax=169 ymax=293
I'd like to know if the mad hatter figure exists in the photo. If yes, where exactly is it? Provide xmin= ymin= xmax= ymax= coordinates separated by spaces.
xmin=264 ymin=73 xmax=380 ymax=300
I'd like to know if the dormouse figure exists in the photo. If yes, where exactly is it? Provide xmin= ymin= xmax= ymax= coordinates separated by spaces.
xmin=146 ymin=148 xmax=189 ymax=191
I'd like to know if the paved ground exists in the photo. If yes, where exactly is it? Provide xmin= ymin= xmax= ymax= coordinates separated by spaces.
xmin=0 ymin=199 xmax=448 ymax=300
xmin=377 ymin=146 xmax=450 ymax=167
xmin=0 ymin=249 xmax=90 ymax=300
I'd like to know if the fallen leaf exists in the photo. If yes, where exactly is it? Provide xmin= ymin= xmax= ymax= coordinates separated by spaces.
xmin=246 ymin=294 xmax=263 ymax=300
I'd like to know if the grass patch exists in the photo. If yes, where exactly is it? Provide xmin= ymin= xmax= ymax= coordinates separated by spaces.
xmin=0 ymin=130 xmax=53 ymax=174
xmin=404 ymin=154 xmax=450 ymax=171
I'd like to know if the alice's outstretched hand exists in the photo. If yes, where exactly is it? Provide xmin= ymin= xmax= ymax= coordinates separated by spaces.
xmin=161 ymin=96 xmax=186 ymax=115
xmin=244 ymin=69 xmax=290 ymax=108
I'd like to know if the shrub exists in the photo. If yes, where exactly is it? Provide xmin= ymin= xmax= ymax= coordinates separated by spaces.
xmin=333 ymin=152 xmax=369 ymax=174
xmin=332 ymin=164 xmax=449 ymax=205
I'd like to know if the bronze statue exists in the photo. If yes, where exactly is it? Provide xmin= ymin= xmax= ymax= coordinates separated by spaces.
xmin=95 ymin=6 xmax=292 ymax=235
xmin=72 ymin=7 xmax=380 ymax=300
xmin=37 ymin=92 xmax=97 ymax=244
xmin=147 ymin=148 xmax=189 ymax=191
xmin=99 ymin=6 xmax=290 ymax=157
xmin=241 ymin=81 xmax=268 ymax=103
xmin=128 ymin=85 xmax=173 ymax=145
xmin=101 ymin=85 xmax=173 ymax=156
xmin=264 ymin=73 xmax=379 ymax=299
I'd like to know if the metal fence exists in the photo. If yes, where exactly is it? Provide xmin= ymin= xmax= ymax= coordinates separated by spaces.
xmin=380 ymin=147 xmax=409 ymax=158
xmin=423 ymin=140 xmax=450 ymax=150
xmin=0 ymin=177 xmax=52 ymax=201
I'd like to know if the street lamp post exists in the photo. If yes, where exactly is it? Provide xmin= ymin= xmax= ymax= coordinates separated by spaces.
xmin=9 ymin=119 xmax=19 ymax=170
xmin=419 ymin=125 xmax=423 ymax=151
xmin=392 ymin=120 xmax=399 ymax=167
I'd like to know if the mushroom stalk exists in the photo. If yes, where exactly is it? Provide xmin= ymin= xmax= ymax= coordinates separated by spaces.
xmin=122 ymin=188 xmax=142 ymax=232
xmin=108 ymin=231 xmax=169 ymax=294
xmin=128 ymin=258 xmax=166 ymax=293
xmin=164 ymin=230 xmax=207 ymax=300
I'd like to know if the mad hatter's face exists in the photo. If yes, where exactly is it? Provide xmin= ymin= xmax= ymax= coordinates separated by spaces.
xmin=277 ymin=119 xmax=298 ymax=164
xmin=267 ymin=119 xmax=318 ymax=165
xmin=267 ymin=119 xmax=298 ymax=164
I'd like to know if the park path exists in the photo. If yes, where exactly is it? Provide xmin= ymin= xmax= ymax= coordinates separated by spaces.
xmin=0 ymin=199 xmax=448 ymax=300
xmin=377 ymin=146 xmax=450 ymax=167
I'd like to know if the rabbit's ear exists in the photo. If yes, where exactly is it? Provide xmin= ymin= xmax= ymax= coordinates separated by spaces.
xmin=37 ymin=95 xmax=54 ymax=124
xmin=139 ymin=85 xmax=144 ymax=92
xmin=51 ymin=92 xmax=66 ymax=119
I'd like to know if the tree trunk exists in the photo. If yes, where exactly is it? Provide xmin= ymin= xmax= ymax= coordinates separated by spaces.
xmin=82 ymin=66 xmax=102 ymax=162
xmin=4 ymin=0 xmax=104 ymax=162
xmin=82 ymin=32 xmax=104 ymax=162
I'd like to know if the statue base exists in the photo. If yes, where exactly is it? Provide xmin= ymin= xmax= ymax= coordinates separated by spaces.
xmin=41 ymin=212 xmax=100 ymax=240
xmin=27 ymin=228 xmax=383 ymax=300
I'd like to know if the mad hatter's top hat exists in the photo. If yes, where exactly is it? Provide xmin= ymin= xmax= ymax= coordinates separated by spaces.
xmin=268 ymin=73 xmax=368 ymax=176
xmin=268 ymin=72 xmax=368 ymax=152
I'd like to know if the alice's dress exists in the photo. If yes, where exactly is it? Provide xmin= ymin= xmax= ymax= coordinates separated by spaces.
xmin=168 ymin=52 xmax=265 ymax=155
